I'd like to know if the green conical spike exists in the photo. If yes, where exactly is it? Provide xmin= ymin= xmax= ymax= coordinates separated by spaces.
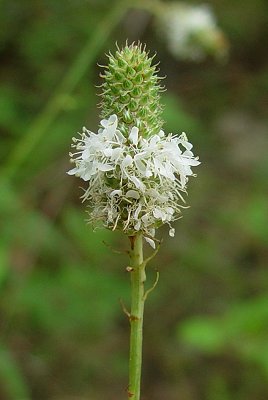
xmin=99 ymin=43 xmax=164 ymax=137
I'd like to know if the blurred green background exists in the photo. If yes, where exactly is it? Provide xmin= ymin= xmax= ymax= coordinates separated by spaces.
xmin=0 ymin=1 xmax=268 ymax=399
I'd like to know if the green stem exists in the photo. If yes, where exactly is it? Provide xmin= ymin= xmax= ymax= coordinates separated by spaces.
xmin=128 ymin=233 xmax=145 ymax=400
xmin=133 ymin=0 xmax=165 ymax=16
xmin=1 ymin=0 xmax=128 ymax=182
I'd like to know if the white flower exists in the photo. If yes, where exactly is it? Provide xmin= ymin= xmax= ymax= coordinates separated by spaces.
xmin=68 ymin=114 xmax=200 ymax=245
xmin=157 ymin=4 xmax=227 ymax=61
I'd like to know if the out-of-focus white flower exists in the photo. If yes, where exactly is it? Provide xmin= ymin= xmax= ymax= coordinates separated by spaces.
xmin=68 ymin=114 xmax=200 ymax=246
xmin=156 ymin=3 xmax=228 ymax=61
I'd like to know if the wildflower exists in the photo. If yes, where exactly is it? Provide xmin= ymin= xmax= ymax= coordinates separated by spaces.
xmin=68 ymin=43 xmax=201 ymax=400
xmin=68 ymin=43 xmax=200 ymax=246
xmin=68 ymin=114 xmax=200 ymax=245
xmin=156 ymin=3 xmax=228 ymax=61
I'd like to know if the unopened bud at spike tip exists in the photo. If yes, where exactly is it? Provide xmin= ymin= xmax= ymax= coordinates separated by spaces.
xmin=99 ymin=43 xmax=164 ymax=138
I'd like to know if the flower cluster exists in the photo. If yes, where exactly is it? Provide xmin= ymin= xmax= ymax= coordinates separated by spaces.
xmin=157 ymin=3 xmax=228 ymax=61
xmin=68 ymin=114 xmax=200 ymax=247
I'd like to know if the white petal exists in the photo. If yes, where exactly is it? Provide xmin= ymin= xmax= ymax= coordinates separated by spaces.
xmin=129 ymin=176 xmax=145 ymax=191
xmin=103 ymin=148 xmax=113 ymax=157
xmin=129 ymin=127 xmax=139 ymax=145
xmin=134 ymin=157 xmax=146 ymax=174
xmin=67 ymin=167 xmax=78 ymax=175
xmin=126 ymin=190 xmax=140 ymax=199
xmin=150 ymin=135 xmax=160 ymax=145
xmin=166 ymin=207 xmax=174 ymax=215
xmin=122 ymin=154 xmax=133 ymax=167
xmin=169 ymin=228 xmax=175 ymax=237
xmin=153 ymin=208 xmax=164 ymax=219
xmin=134 ymin=221 xmax=141 ymax=230
xmin=134 ymin=204 xmax=142 ymax=220
xmin=141 ymin=214 xmax=150 ymax=225
xmin=115 ymin=129 xmax=126 ymax=143
xmin=100 ymin=118 xmax=109 ymax=128
xmin=183 ymin=150 xmax=194 ymax=157
xmin=148 ymin=228 xmax=156 ymax=237
xmin=110 ymin=147 xmax=123 ymax=161
xmin=100 ymin=114 xmax=118 ymax=129
xmin=110 ymin=189 xmax=122 ymax=197
xmin=147 ymin=188 xmax=158 ymax=197
xmin=81 ymin=171 xmax=92 ymax=181
xmin=108 ymin=114 xmax=118 ymax=125
xmin=97 ymin=163 xmax=114 ymax=171
xmin=144 ymin=236 xmax=156 ymax=249
xmin=82 ymin=148 xmax=91 ymax=160
xmin=180 ymin=134 xmax=193 ymax=150
xmin=184 ymin=157 xmax=200 ymax=166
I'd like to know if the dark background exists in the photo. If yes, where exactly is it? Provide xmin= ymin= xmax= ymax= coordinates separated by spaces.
xmin=0 ymin=1 xmax=268 ymax=399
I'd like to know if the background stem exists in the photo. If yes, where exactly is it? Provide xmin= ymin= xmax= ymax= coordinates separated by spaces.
xmin=128 ymin=234 xmax=145 ymax=400
xmin=1 ymin=0 xmax=128 ymax=181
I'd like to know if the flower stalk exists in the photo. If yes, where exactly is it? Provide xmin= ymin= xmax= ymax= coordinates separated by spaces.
xmin=68 ymin=42 xmax=200 ymax=399
xmin=128 ymin=233 xmax=145 ymax=400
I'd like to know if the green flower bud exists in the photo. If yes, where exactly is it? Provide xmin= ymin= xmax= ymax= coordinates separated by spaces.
xmin=99 ymin=43 xmax=164 ymax=137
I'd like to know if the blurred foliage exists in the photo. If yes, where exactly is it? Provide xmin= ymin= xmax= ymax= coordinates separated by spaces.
xmin=0 ymin=0 xmax=268 ymax=399
xmin=179 ymin=295 xmax=268 ymax=372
